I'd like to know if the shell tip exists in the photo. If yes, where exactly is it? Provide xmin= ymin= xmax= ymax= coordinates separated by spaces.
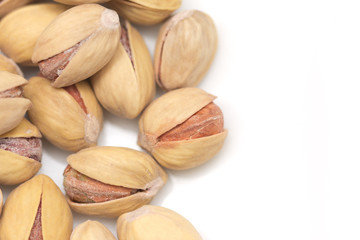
xmin=101 ymin=9 xmax=120 ymax=29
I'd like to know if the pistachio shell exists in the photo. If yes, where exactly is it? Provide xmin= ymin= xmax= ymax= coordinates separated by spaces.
xmin=0 ymin=4 xmax=68 ymax=66
xmin=55 ymin=0 xmax=109 ymax=6
xmin=0 ymin=53 xmax=23 ymax=75
xmin=0 ymin=0 xmax=35 ymax=17
xmin=154 ymin=10 xmax=217 ymax=90
xmin=0 ymin=188 xmax=2 ymax=215
xmin=71 ymin=220 xmax=116 ymax=240
xmin=117 ymin=205 xmax=202 ymax=240
xmin=32 ymin=4 xmax=120 ymax=88
xmin=108 ymin=0 xmax=181 ymax=25
xmin=138 ymin=87 xmax=227 ymax=170
xmin=0 ymin=71 xmax=27 ymax=92
xmin=66 ymin=146 xmax=167 ymax=218
xmin=0 ymin=175 xmax=73 ymax=240
xmin=23 ymin=76 xmax=103 ymax=152
xmin=91 ymin=20 xmax=155 ymax=119
xmin=0 ymin=118 xmax=42 ymax=138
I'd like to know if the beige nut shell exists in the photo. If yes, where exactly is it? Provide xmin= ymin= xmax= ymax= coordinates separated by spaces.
xmin=24 ymin=76 xmax=103 ymax=152
xmin=55 ymin=0 xmax=109 ymax=6
xmin=138 ymin=87 xmax=228 ymax=170
xmin=0 ymin=119 xmax=42 ymax=185
xmin=0 ymin=53 xmax=23 ymax=75
xmin=0 ymin=3 xmax=68 ymax=66
xmin=154 ymin=10 xmax=217 ymax=90
xmin=0 ymin=0 xmax=35 ymax=17
xmin=91 ymin=20 xmax=155 ymax=119
xmin=32 ymin=4 xmax=120 ymax=88
xmin=107 ymin=0 xmax=181 ymax=25
xmin=0 ymin=188 xmax=2 ymax=216
xmin=71 ymin=220 xmax=116 ymax=240
xmin=0 ymin=71 xmax=31 ymax=135
xmin=66 ymin=146 xmax=167 ymax=218
xmin=0 ymin=175 xmax=73 ymax=240
xmin=117 ymin=205 xmax=202 ymax=240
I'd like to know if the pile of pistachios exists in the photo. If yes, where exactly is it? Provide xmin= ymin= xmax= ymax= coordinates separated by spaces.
xmin=0 ymin=0 xmax=227 ymax=239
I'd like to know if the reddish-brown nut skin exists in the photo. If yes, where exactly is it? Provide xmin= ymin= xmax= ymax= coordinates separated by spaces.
xmin=64 ymin=85 xmax=88 ymax=114
xmin=29 ymin=199 xmax=43 ymax=240
xmin=38 ymin=42 xmax=81 ymax=81
xmin=0 ymin=138 xmax=42 ymax=162
xmin=159 ymin=102 xmax=224 ymax=142
xmin=63 ymin=165 xmax=139 ymax=203
xmin=0 ymin=86 xmax=23 ymax=98
xmin=120 ymin=21 xmax=133 ymax=66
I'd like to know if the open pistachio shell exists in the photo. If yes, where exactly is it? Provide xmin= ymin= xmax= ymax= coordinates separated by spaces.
xmin=138 ymin=87 xmax=227 ymax=170
xmin=23 ymin=76 xmax=103 ymax=152
xmin=0 ymin=119 xmax=42 ymax=185
xmin=66 ymin=146 xmax=167 ymax=218
xmin=0 ymin=0 xmax=35 ymax=17
xmin=117 ymin=205 xmax=202 ymax=240
xmin=0 ymin=3 xmax=68 ymax=66
xmin=71 ymin=220 xmax=116 ymax=240
xmin=0 ymin=175 xmax=73 ymax=240
xmin=154 ymin=10 xmax=217 ymax=90
xmin=32 ymin=4 xmax=120 ymax=88
xmin=108 ymin=0 xmax=181 ymax=25
xmin=0 ymin=71 xmax=31 ymax=135
xmin=0 ymin=53 xmax=23 ymax=75
xmin=91 ymin=19 xmax=155 ymax=119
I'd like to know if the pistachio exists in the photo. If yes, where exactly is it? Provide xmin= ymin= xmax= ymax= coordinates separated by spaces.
xmin=23 ymin=76 xmax=103 ymax=152
xmin=0 ymin=71 xmax=31 ymax=135
xmin=91 ymin=19 xmax=155 ymax=119
xmin=0 ymin=188 xmax=2 ymax=216
xmin=32 ymin=4 xmax=120 ymax=88
xmin=71 ymin=220 xmax=116 ymax=240
xmin=138 ymin=87 xmax=227 ymax=170
xmin=117 ymin=205 xmax=202 ymax=240
xmin=0 ymin=119 xmax=42 ymax=185
xmin=64 ymin=146 xmax=167 ymax=217
xmin=0 ymin=175 xmax=73 ymax=240
xmin=55 ymin=0 xmax=110 ymax=6
xmin=0 ymin=0 xmax=35 ymax=17
xmin=154 ymin=10 xmax=217 ymax=90
xmin=107 ymin=0 xmax=181 ymax=25
xmin=0 ymin=4 xmax=68 ymax=66
xmin=0 ymin=53 xmax=23 ymax=75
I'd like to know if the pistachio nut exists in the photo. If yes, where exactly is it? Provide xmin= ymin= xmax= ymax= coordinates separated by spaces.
xmin=117 ymin=205 xmax=202 ymax=240
xmin=0 ymin=188 xmax=2 ymax=215
xmin=138 ymin=87 xmax=227 ymax=170
xmin=32 ymin=4 xmax=120 ymax=88
xmin=0 ymin=174 xmax=73 ymax=240
xmin=91 ymin=19 xmax=155 ymax=119
xmin=0 ymin=3 xmax=68 ymax=66
xmin=71 ymin=220 xmax=116 ymax=240
xmin=0 ymin=53 xmax=23 ymax=76
xmin=63 ymin=146 xmax=167 ymax=217
xmin=0 ymin=71 xmax=31 ymax=135
xmin=107 ymin=0 xmax=181 ymax=25
xmin=55 ymin=0 xmax=109 ymax=6
xmin=0 ymin=118 xmax=42 ymax=185
xmin=0 ymin=0 xmax=35 ymax=17
xmin=23 ymin=76 xmax=103 ymax=152
xmin=154 ymin=10 xmax=217 ymax=91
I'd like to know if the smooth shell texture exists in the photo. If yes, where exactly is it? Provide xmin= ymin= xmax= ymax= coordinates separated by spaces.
xmin=32 ymin=4 xmax=120 ymax=87
xmin=55 ymin=0 xmax=109 ymax=6
xmin=117 ymin=205 xmax=202 ymax=240
xmin=0 ymin=175 xmax=73 ymax=240
xmin=91 ymin=20 xmax=155 ymax=119
xmin=154 ymin=10 xmax=217 ymax=90
xmin=24 ymin=76 xmax=103 ymax=152
xmin=70 ymin=220 xmax=116 ymax=240
xmin=66 ymin=146 xmax=167 ymax=217
xmin=0 ymin=53 xmax=23 ymax=75
xmin=0 ymin=71 xmax=27 ymax=92
xmin=0 ymin=189 xmax=2 ymax=215
xmin=0 ymin=3 xmax=68 ymax=66
xmin=108 ymin=0 xmax=181 ymax=25
xmin=0 ymin=119 xmax=42 ymax=185
xmin=0 ymin=0 xmax=34 ymax=17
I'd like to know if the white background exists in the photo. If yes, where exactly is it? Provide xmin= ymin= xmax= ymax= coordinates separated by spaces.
xmin=2 ymin=0 xmax=360 ymax=239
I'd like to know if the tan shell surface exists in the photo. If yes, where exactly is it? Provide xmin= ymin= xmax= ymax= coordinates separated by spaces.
xmin=71 ymin=220 xmax=116 ymax=240
xmin=23 ymin=76 xmax=102 ymax=152
xmin=55 ymin=0 xmax=109 ymax=6
xmin=0 ymin=98 xmax=31 ymax=135
xmin=0 ymin=3 xmax=68 ymax=66
xmin=0 ymin=118 xmax=41 ymax=138
xmin=0 ymin=0 xmax=34 ymax=17
xmin=123 ymin=0 xmax=181 ymax=10
xmin=154 ymin=10 xmax=217 ymax=90
xmin=0 ymin=71 xmax=27 ymax=92
xmin=0 ymin=175 xmax=73 ymax=240
xmin=91 ymin=20 xmax=154 ymax=119
xmin=117 ymin=205 xmax=202 ymax=240
xmin=138 ymin=87 xmax=215 ymax=150
xmin=0 ymin=54 xmax=23 ymax=75
xmin=0 ymin=188 xmax=3 ymax=215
